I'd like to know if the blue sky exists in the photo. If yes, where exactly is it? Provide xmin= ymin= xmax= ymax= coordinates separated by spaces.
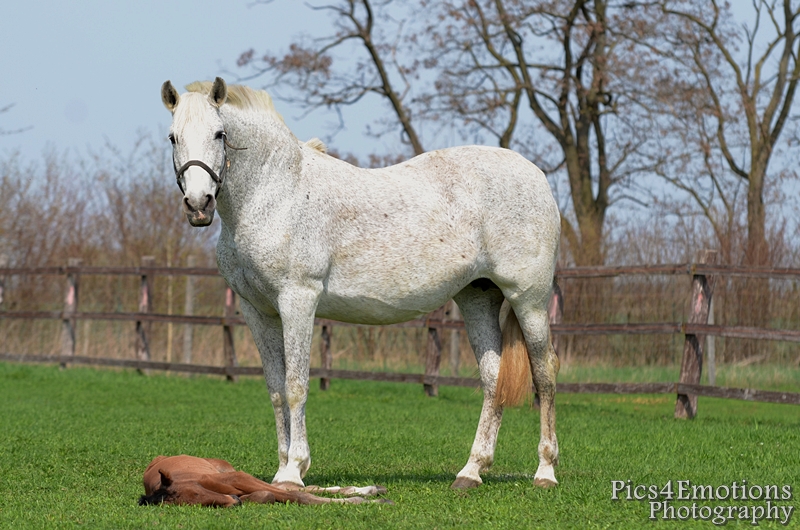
xmin=0 ymin=0 xmax=374 ymax=161
xmin=2 ymin=0 xmax=797 ymax=242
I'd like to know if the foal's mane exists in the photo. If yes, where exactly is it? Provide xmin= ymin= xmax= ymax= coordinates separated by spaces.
xmin=185 ymin=81 xmax=286 ymax=125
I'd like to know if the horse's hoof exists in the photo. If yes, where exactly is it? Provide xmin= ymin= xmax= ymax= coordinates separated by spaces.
xmin=450 ymin=476 xmax=481 ymax=490
xmin=374 ymin=485 xmax=388 ymax=495
xmin=533 ymin=477 xmax=558 ymax=488
xmin=230 ymin=495 xmax=242 ymax=506
xmin=376 ymin=498 xmax=395 ymax=505
xmin=533 ymin=464 xmax=558 ymax=488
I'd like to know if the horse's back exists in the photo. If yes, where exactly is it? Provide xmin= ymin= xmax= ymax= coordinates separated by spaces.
xmin=309 ymin=146 xmax=559 ymax=323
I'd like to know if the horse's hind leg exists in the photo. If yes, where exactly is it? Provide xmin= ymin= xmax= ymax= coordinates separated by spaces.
xmin=450 ymin=282 xmax=505 ymax=489
xmin=509 ymin=298 xmax=559 ymax=487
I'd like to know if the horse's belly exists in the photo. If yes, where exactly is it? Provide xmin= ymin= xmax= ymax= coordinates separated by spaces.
xmin=315 ymin=294 xmax=430 ymax=325
xmin=316 ymin=260 xmax=472 ymax=325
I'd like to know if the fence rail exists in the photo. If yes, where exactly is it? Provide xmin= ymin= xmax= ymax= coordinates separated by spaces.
xmin=1 ymin=256 xmax=799 ymax=416
xmin=3 ymin=263 xmax=800 ymax=278
xmin=2 ymin=353 xmax=798 ymax=406
xmin=4 ymin=311 xmax=800 ymax=342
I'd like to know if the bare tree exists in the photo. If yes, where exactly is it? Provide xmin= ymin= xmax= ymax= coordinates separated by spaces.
xmin=634 ymin=0 xmax=800 ymax=267
xmin=622 ymin=0 xmax=800 ymax=361
xmin=424 ymin=0 xmax=657 ymax=265
xmin=89 ymin=135 xmax=216 ymax=267
xmin=238 ymin=0 xmax=426 ymax=158
xmin=0 ymin=103 xmax=32 ymax=136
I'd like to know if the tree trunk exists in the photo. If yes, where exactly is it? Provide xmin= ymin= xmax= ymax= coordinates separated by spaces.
xmin=745 ymin=168 xmax=768 ymax=266
xmin=740 ymin=164 xmax=770 ymax=360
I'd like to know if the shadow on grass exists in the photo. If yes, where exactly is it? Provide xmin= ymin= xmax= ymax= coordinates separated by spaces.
xmin=255 ymin=471 xmax=540 ymax=489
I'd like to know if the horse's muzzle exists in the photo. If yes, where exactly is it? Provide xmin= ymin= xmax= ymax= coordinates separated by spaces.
xmin=183 ymin=194 xmax=216 ymax=226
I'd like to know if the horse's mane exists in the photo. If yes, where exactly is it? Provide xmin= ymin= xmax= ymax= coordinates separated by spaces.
xmin=185 ymin=81 xmax=328 ymax=154
xmin=185 ymin=81 xmax=285 ymax=125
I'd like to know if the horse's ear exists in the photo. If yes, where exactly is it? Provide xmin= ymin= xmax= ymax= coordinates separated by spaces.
xmin=161 ymin=81 xmax=180 ymax=113
xmin=209 ymin=77 xmax=228 ymax=108
xmin=158 ymin=469 xmax=173 ymax=487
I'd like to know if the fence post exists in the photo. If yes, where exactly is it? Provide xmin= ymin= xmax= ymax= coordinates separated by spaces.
xmin=320 ymin=324 xmax=332 ymax=390
xmin=707 ymin=297 xmax=716 ymax=386
xmin=424 ymin=305 xmax=445 ymax=397
xmin=183 ymin=255 xmax=196 ymax=364
xmin=60 ymin=258 xmax=82 ymax=368
xmin=448 ymin=300 xmax=461 ymax=376
xmin=223 ymin=286 xmax=238 ymax=382
xmin=136 ymin=256 xmax=155 ymax=369
xmin=675 ymin=250 xmax=717 ymax=419
xmin=0 ymin=254 xmax=8 ymax=306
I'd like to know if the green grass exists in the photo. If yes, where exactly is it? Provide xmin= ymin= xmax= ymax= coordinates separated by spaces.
xmin=1 ymin=362 xmax=799 ymax=529
xmin=558 ymin=362 xmax=800 ymax=392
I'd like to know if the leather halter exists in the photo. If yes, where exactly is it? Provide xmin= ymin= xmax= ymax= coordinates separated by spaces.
xmin=173 ymin=134 xmax=245 ymax=198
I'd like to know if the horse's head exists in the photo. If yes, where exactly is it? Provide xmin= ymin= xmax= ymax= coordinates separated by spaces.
xmin=161 ymin=77 xmax=229 ymax=227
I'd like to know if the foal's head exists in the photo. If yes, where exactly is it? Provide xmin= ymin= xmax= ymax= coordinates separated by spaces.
xmin=138 ymin=469 xmax=241 ymax=507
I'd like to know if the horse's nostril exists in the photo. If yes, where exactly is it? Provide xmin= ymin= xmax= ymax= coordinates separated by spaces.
xmin=184 ymin=196 xmax=213 ymax=213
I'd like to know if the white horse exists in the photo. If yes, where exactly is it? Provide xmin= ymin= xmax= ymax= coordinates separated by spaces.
xmin=160 ymin=77 xmax=561 ymax=489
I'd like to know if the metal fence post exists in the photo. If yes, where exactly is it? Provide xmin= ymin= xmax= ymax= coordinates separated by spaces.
xmin=320 ymin=324 xmax=332 ymax=390
xmin=448 ymin=300 xmax=461 ymax=377
xmin=424 ymin=305 xmax=445 ymax=397
xmin=183 ymin=255 xmax=196 ymax=364
xmin=60 ymin=258 xmax=82 ymax=368
xmin=136 ymin=256 xmax=155 ymax=370
xmin=223 ymin=286 xmax=238 ymax=382
xmin=675 ymin=250 xmax=717 ymax=419
xmin=549 ymin=281 xmax=564 ymax=357
xmin=707 ymin=297 xmax=716 ymax=386
xmin=0 ymin=254 xmax=8 ymax=306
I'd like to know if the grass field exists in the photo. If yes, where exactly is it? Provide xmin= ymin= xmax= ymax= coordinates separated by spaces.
xmin=1 ymin=362 xmax=798 ymax=529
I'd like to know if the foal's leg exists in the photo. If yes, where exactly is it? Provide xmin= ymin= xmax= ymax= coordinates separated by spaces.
xmin=238 ymin=300 xmax=292 ymax=481
xmin=510 ymin=298 xmax=559 ymax=487
xmin=450 ymin=284 xmax=505 ymax=489
xmin=243 ymin=489 xmax=373 ymax=505
xmin=300 ymin=484 xmax=388 ymax=497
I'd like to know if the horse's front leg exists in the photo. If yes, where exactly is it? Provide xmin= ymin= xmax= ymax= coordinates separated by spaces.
xmin=238 ymin=299 xmax=292 ymax=480
xmin=271 ymin=287 xmax=319 ymax=487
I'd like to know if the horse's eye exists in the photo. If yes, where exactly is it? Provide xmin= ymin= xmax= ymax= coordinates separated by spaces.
xmin=168 ymin=133 xmax=176 ymax=145
xmin=215 ymin=131 xmax=225 ymax=141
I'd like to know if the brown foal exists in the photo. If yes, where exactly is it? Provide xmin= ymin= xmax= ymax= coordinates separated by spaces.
xmin=139 ymin=455 xmax=389 ymax=507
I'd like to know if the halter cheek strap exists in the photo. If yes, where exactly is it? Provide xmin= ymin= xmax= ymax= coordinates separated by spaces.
xmin=175 ymin=159 xmax=226 ymax=198
xmin=173 ymin=134 xmax=244 ymax=198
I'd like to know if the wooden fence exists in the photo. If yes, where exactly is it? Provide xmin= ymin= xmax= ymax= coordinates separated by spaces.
xmin=1 ymin=252 xmax=799 ymax=418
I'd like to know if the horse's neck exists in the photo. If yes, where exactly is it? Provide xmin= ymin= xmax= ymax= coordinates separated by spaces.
xmin=215 ymin=108 xmax=302 ymax=228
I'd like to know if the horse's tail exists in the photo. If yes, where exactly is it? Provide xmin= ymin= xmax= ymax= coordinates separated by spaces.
xmin=494 ymin=301 xmax=533 ymax=408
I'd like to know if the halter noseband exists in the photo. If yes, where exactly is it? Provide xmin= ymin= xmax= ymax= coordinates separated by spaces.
xmin=173 ymin=134 xmax=245 ymax=198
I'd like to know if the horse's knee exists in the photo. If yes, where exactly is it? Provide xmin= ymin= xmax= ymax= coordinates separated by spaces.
xmin=269 ymin=391 xmax=285 ymax=409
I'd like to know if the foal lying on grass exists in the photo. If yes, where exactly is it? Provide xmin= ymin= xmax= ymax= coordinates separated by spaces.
xmin=139 ymin=455 xmax=390 ymax=507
